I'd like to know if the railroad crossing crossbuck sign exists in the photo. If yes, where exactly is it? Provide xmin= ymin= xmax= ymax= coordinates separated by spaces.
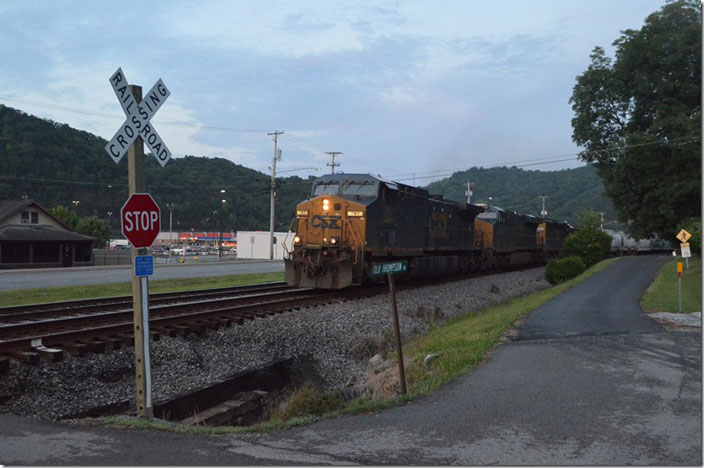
xmin=105 ymin=68 xmax=172 ymax=167
xmin=121 ymin=193 xmax=161 ymax=248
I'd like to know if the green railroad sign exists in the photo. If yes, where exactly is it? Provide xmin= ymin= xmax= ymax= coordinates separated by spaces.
xmin=371 ymin=260 xmax=408 ymax=277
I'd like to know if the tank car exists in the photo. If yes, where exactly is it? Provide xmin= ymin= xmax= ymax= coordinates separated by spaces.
xmin=603 ymin=229 xmax=625 ymax=255
xmin=284 ymin=174 xmax=484 ymax=289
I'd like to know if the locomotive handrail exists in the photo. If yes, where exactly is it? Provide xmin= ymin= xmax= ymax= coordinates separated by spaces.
xmin=345 ymin=218 xmax=363 ymax=265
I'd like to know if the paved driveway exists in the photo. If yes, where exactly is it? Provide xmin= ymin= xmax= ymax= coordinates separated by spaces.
xmin=0 ymin=255 xmax=700 ymax=465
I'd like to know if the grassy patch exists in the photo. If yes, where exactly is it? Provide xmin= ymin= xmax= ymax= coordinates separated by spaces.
xmin=641 ymin=257 xmax=701 ymax=313
xmin=271 ymin=382 xmax=345 ymax=422
xmin=0 ymin=272 xmax=284 ymax=308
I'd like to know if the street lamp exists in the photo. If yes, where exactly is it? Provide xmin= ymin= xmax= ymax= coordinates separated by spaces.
xmin=276 ymin=167 xmax=322 ymax=174
xmin=72 ymin=200 xmax=80 ymax=211
xmin=219 ymin=190 xmax=226 ymax=261
xmin=166 ymin=203 xmax=175 ymax=262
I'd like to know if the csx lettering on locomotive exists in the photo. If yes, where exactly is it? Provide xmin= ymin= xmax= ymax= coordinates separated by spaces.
xmin=311 ymin=215 xmax=342 ymax=229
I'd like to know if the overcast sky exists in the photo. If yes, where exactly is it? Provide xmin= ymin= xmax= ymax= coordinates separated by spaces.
xmin=1 ymin=0 xmax=667 ymax=184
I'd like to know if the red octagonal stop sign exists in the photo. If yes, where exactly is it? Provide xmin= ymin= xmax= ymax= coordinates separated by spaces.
xmin=121 ymin=193 xmax=161 ymax=248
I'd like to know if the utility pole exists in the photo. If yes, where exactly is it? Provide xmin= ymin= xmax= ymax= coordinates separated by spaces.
xmin=268 ymin=130 xmax=283 ymax=260
xmin=539 ymin=196 xmax=548 ymax=217
xmin=465 ymin=181 xmax=473 ymax=203
xmin=599 ymin=211 xmax=604 ymax=230
xmin=325 ymin=151 xmax=342 ymax=174
xmin=166 ymin=203 xmax=174 ymax=263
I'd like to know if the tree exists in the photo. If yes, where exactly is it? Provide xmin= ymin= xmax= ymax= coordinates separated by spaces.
xmin=562 ymin=211 xmax=612 ymax=267
xmin=569 ymin=0 xmax=701 ymax=240
xmin=49 ymin=205 xmax=79 ymax=229
xmin=75 ymin=216 xmax=110 ymax=248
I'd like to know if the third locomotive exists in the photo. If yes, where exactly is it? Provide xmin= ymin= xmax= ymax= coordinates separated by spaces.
xmin=284 ymin=174 xmax=573 ymax=289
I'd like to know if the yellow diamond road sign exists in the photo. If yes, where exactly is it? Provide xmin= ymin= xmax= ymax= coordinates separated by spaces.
xmin=676 ymin=229 xmax=692 ymax=243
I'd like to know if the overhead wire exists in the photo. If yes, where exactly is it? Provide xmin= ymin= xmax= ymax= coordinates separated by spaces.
xmin=2 ymin=97 xmax=700 ymax=192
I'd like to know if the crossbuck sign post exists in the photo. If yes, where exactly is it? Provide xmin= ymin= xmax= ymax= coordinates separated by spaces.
xmin=105 ymin=68 xmax=172 ymax=418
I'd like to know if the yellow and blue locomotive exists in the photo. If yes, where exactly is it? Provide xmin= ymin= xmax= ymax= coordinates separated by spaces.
xmin=285 ymin=174 xmax=485 ymax=288
xmin=284 ymin=174 xmax=574 ymax=289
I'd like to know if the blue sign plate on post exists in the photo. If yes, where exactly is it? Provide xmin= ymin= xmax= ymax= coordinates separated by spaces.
xmin=135 ymin=255 xmax=154 ymax=277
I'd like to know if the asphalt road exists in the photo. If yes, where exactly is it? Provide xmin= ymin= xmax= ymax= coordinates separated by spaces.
xmin=0 ymin=255 xmax=700 ymax=465
xmin=0 ymin=259 xmax=284 ymax=291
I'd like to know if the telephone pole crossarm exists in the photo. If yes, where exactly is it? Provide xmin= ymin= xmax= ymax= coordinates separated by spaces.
xmin=325 ymin=151 xmax=343 ymax=174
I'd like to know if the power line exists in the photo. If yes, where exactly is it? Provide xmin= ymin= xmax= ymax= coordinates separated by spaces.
xmin=388 ymin=135 xmax=701 ymax=180
xmin=0 ymin=96 xmax=267 ymax=133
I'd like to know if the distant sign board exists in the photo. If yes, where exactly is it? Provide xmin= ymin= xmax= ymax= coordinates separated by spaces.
xmin=681 ymin=243 xmax=691 ymax=258
xmin=135 ymin=255 xmax=154 ymax=276
xmin=676 ymin=229 xmax=692 ymax=243
xmin=371 ymin=260 xmax=408 ymax=277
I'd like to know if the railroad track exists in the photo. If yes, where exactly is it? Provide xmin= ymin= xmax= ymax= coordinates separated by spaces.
xmin=0 ymin=267 xmax=541 ymax=372
xmin=0 ymin=283 xmax=360 ymax=369
xmin=0 ymin=281 xmax=292 ymax=322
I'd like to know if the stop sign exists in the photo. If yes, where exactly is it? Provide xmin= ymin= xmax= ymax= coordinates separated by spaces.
xmin=121 ymin=193 xmax=161 ymax=248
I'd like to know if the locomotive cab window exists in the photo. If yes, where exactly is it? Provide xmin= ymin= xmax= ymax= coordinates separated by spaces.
xmin=342 ymin=182 xmax=377 ymax=197
xmin=312 ymin=182 xmax=340 ymax=196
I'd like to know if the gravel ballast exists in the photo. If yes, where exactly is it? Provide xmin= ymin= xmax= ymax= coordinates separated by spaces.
xmin=0 ymin=268 xmax=550 ymax=421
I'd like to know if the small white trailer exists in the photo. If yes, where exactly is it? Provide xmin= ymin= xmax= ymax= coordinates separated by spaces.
xmin=236 ymin=231 xmax=293 ymax=259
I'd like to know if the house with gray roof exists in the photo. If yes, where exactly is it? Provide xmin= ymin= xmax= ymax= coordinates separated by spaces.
xmin=0 ymin=200 xmax=94 ymax=269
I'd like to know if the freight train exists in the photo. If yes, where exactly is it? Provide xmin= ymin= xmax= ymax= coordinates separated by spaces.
xmin=284 ymin=173 xmax=574 ymax=289
xmin=603 ymin=229 xmax=673 ymax=255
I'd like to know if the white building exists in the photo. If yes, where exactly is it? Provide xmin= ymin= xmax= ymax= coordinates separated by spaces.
xmin=236 ymin=231 xmax=293 ymax=260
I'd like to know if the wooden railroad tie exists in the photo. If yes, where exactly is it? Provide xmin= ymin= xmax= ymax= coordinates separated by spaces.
xmin=9 ymin=350 xmax=39 ymax=365
xmin=0 ymin=356 xmax=10 ymax=374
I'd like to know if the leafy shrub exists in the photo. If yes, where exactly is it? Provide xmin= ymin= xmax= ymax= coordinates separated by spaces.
xmin=561 ymin=211 xmax=612 ymax=267
xmin=274 ymin=382 xmax=344 ymax=421
xmin=545 ymin=257 xmax=586 ymax=284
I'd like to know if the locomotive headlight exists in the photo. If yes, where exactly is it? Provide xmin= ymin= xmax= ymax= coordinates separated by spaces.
xmin=322 ymin=199 xmax=330 ymax=211
xmin=330 ymin=237 xmax=338 ymax=245
xmin=294 ymin=235 xmax=301 ymax=243
xmin=347 ymin=210 xmax=364 ymax=217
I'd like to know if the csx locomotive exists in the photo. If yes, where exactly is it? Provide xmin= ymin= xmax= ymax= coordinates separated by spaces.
xmin=284 ymin=173 xmax=573 ymax=289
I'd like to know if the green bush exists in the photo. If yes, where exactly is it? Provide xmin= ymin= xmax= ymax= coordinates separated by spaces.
xmin=274 ymin=382 xmax=344 ymax=421
xmin=545 ymin=257 xmax=586 ymax=284
xmin=561 ymin=211 xmax=612 ymax=267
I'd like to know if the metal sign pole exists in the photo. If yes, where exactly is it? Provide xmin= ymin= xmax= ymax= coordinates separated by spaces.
xmin=140 ymin=275 xmax=152 ymax=410
xmin=677 ymin=262 xmax=683 ymax=314
xmin=128 ymin=84 xmax=152 ymax=418
xmin=387 ymin=273 xmax=407 ymax=395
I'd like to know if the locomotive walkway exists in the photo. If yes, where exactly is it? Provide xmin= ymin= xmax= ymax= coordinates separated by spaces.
xmin=0 ymin=255 xmax=700 ymax=465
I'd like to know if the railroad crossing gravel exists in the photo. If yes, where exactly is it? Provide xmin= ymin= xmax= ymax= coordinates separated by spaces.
xmin=0 ymin=268 xmax=549 ymax=421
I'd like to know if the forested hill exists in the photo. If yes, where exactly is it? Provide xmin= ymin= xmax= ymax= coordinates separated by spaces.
xmin=0 ymin=105 xmax=312 ymax=233
xmin=425 ymin=165 xmax=616 ymax=226
xmin=1 ymin=104 xmax=614 ymax=232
